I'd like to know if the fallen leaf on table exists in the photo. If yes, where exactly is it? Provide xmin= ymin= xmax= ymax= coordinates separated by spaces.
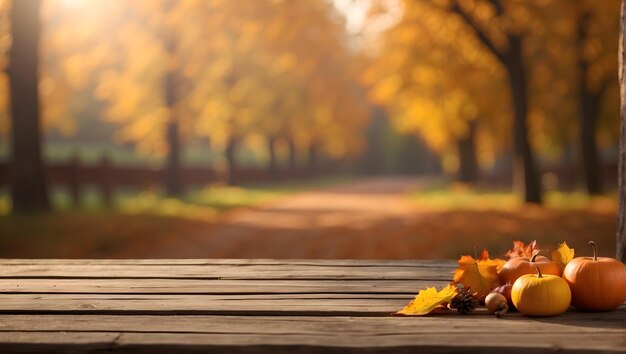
xmin=395 ymin=284 xmax=458 ymax=316
xmin=504 ymin=240 xmax=538 ymax=259
xmin=552 ymin=242 xmax=574 ymax=271
xmin=453 ymin=249 xmax=504 ymax=299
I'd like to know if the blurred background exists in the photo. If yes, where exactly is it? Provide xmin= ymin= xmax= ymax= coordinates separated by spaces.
xmin=0 ymin=0 xmax=621 ymax=259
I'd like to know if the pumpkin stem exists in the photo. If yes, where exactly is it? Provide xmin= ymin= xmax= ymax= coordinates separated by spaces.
xmin=530 ymin=249 xmax=540 ymax=263
xmin=473 ymin=246 xmax=478 ymax=260
xmin=589 ymin=241 xmax=597 ymax=261
xmin=534 ymin=265 xmax=543 ymax=278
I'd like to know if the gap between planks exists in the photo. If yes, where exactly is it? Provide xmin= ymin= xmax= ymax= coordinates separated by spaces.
xmin=0 ymin=259 xmax=457 ymax=267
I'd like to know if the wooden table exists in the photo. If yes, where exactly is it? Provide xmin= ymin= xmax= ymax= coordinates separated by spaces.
xmin=0 ymin=259 xmax=624 ymax=353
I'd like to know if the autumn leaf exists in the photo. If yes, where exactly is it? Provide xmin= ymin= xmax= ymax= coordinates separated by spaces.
xmin=395 ymin=284 xmax=458 ymax=316
xmin=552 ymin=242 xmax=575 ymax=271
xmin=504 ymin=240 xmax=539 ymax=259
xmin=453 ymin=249 xmax=504 ymax=299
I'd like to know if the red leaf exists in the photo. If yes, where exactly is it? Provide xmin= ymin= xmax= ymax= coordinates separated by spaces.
xmin=504 ymin=240 xmax=538 ymax=259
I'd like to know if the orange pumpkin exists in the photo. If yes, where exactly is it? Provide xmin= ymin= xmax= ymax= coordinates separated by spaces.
xmin=562 ymin=241 xmax=626 ymax=311
xmin=498 ymin=251 xmax=561 ymax=285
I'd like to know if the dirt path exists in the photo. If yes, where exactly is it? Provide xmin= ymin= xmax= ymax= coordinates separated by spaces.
xmin=2 ymin=176 xmax=616 ymax=259
xmin=158 ymin=177 xmax=426 ymax=258
xmin=150 ymin=175 xmax=617 ymax=259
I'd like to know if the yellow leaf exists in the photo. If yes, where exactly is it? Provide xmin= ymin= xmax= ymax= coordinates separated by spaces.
xmin=453 ymin=249 xmax=504 ymax=299
xmin=552 ymin=242 xmax=575 ymax=271
xmin=395 ymin=284 xmax=458 ymax=316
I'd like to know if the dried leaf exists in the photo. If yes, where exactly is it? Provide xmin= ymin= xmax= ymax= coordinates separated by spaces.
xmin=453 ymin=249 xmax=504 ymax=299
xmin=504 ymin=240 xmax=539 ymax=259
xmin=395 ymin=284 xmax=458 ymax=316
xmin=552 ymin=242 xmax=574 ymax=271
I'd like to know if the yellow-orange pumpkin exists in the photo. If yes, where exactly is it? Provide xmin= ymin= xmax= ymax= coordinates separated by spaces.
xmin=562 ymin=241 xmax=626 ymax=311
xmin=512 ymin=266 xmax=571 ymax=317
xmin=499 ymin=251 xmax=561 ymax=285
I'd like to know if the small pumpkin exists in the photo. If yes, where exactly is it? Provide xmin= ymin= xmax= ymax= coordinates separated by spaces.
xmin=512 ymin=265 xmax=571 ymax=317
xmin=498 ymin=250 xmax=561 ymax=285
xmin=562 ymin=241 xmax=626 ymax=311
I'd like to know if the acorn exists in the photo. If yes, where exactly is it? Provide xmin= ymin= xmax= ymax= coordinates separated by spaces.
xmin=485 ymin=292 xmax=509 ymax=318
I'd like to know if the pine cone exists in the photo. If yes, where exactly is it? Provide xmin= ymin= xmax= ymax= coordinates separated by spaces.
xmin=450 ymin=288 xmax=479 ymax=314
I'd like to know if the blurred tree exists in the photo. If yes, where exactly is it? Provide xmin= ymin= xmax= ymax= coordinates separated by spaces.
xmin=523 ymin=0 xmax=619 ymax=193
xmin=365 ymin=0 xmax=510 ymax=183
xmin=161 ymin=0 xmax=183 ymax=196
xmin=618 ymin=0 xmax=625 ymax=262
xmin=8 ymin=0 xmax=50 ymax=212
xmin=574 ymin=1 xmax=620 ymax=195
xmin=2 ymin=0 xmax=369 ymax=188
xmin=450 ymin=0 xmax=542 ymax=203
xmin=189 ymin=0 xmax=367 ymax=179
xmin=0 ymin=0 xmax=8 ymax=136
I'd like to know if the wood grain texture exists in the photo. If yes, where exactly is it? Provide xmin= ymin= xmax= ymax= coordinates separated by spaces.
xmin=0 ymin=313 xmax=624 ymax=334
xmin=0 ymin=293 xmax=411 ymax=316
xmin=0 ymin=278 xmax=445 ymax=294
xmin=0 ymin=259 xmax=623 ymax=354
xmin=0 ymin=332 xmax=624 ymax=354
xmin=0 ymin=264 xmax=454 ymax=280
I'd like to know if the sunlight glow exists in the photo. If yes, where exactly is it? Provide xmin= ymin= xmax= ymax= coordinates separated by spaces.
xmin=58 ymin=0 xmax=83 ymax=8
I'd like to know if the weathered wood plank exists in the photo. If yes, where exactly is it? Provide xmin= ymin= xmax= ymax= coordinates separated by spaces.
xmin=0 ymin=293 xmax=411 ymax=316
xmin=0 ymin=259 xmax=623 ymax=354
xmin=0 ymin=278 xmax=446 ymax=294
xmin=0 ymin=293 xmax=623 ymax=317
xmin=0 ymin=264 xmax=454 ymax=280
xmin=0 ymin=313 xmax=624 ymax=334
xmin=0 ymin=331 xmax=623 ymax=354
xmin=0 ymin=332 xmax=119 ymax=354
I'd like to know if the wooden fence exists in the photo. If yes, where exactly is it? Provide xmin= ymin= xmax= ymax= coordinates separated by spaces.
xmin=0 ymin=156 xmax=618 ymax=207
xmin=0 ymin=156 xmax=332 ymax=206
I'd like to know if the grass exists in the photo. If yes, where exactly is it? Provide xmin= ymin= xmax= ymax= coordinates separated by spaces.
xmin=0 ymin=175 xmax=351 ymax=217
xmin=117 ymin=176 xmax=351 ymax=220
xmin=0 ymin=141 xmax=276 ymax=167
xmin=0 ymin=175 xmax=353 ymax=258
xmin=411 ymin=181 xmax=617 ymax=212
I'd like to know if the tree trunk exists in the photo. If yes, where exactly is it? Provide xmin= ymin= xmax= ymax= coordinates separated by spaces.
xmin=579 ymin=91 xmax=603 ymax=195
xmin=164 ymin=120 xmax=183 ymax=196
xmin=577 ymin=12 xmax=604 ymax=195
xmin=617 ymin=0 xmax=626 ymax=262
xmin=505 ymin=36 xmax=542 ymax=204
xmin=287 ymin=137 xmax=297 ymax=172
xmin=451 ymin=1 xmax=541 ymax=203
xmin=162 ymin=7 xmax=183 ymax=197
xmin=308 ymin=142 xmax=318 ymax=174
xmin=225 ymin=136 xmax=238 ymax=185
xmin=457 ymin=120 xmax=478 ymax=183
xmin=267 ymin=136 xmax=277 ymax=180
xmin=8 ymin=0 xmax=50 ymax=213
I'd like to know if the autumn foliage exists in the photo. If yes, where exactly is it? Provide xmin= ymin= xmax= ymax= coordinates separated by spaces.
xmin=1 ymin=0 xmax=368 ymax=163
xmin=397 ymin=240 xmax=576 ymax=316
